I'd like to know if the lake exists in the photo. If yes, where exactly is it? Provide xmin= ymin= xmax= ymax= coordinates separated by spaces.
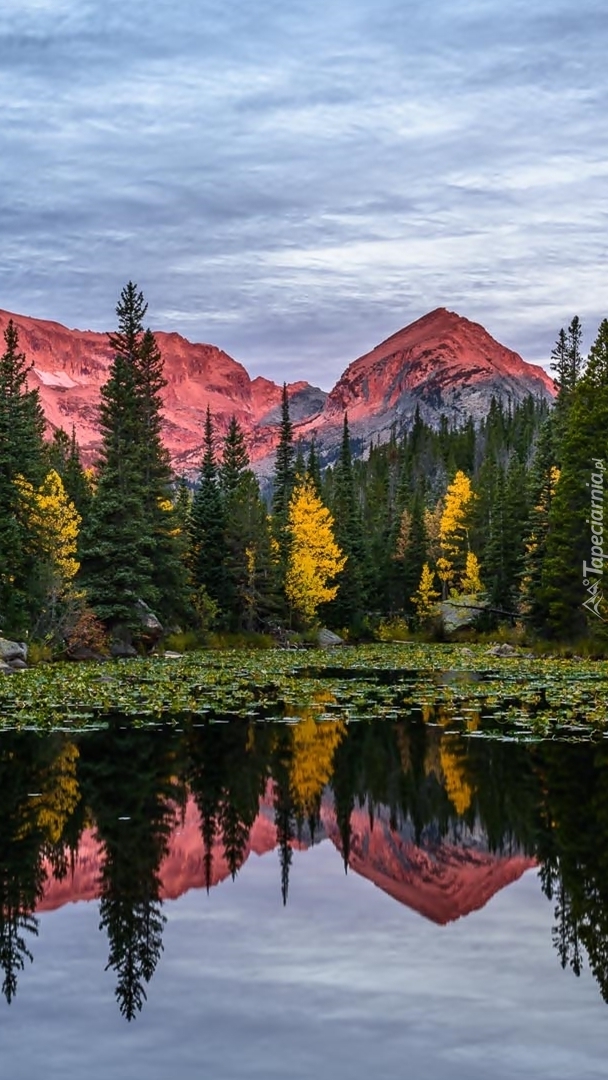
xmin=2 ymin=661 xmax=608 ymax=1080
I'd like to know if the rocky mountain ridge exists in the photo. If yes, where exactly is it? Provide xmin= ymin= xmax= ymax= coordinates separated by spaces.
xmin=0 ymin=306 xmax=555 ymax=473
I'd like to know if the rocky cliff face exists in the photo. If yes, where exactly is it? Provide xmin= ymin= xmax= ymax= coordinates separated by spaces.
xmin=38 ymin=795 xmax=535 ymax=924
xmin=0 ymin=305 xmax=555 ymax=473
xmin=0 ymin=309 xmax=324 ymax=472
xmin=290 ymin=307 xmax=555 ymax=467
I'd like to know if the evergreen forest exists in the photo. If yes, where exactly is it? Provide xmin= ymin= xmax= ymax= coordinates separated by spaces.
xmin=2 ymin=286 xmax=607 ymax=653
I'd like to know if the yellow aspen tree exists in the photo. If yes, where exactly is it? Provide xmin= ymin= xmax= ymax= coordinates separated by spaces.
xmin=285 ymin=477 xmax=346 ymax=624
xmin=438 ymin=470 xmax=477 ymax=595
xmin=15 ymin=469 xmax=81 ymax=608
xmin=411 ymin=562 xmax=440 ymax=623
xmin=461 ymin=551 xmax=483 ymax=594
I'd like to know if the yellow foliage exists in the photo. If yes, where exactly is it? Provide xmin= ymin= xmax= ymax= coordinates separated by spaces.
xmin=290 ymin=715 xmax=346 ymax=813
xmin=285 ymin=478 xmax=347 ymax=624
xmin=15 ymin=469 xmax=81 ymax=592
xmin=440 ymin=742 xmax=473 ymax=816
xmin=438 ymin=471 xmax=477 ymax=592
xmin=461 ymin=551 xmax=483 ymax=594
xmin=440 ymin=471 xmax=475 ymax=545
xmin=34 ymin=742 xmax=80 ymax=846
xmin=83 ymin=467 xmax=97 ymax=494
xmin=411 ymin=563 xmax=440 ymax=622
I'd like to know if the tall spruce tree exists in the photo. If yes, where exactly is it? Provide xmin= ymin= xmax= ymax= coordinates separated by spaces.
xmin=0 ymin=320 xmax=47 ymax=634
xmin=306 ymin=438 xmax=322 ymax=494
xmin=551 ymin=317 xmax=585 ymax=461
xmin=219 ymin=416 xmax=278 ymax=630
xmin=134 ymin=328 xmax=188 ymax=622
xmin=541 ymin=319 xmax=608 ymax=638
xmin=398 ymin=488 xmax=428 ymax=617
xmin=80 ymin=283 xmax=185 ymax=636
xmin=324 ymin=414 xmax=367 ymax=628
xmin=271 ymin=385 xmax=296 ymax=570
xmin=188 ymin=408 xmax=227 ymax=619
xmin=482 ymin=458 xmax=528 ymax=617
xmin=48 ymin=427 xmax=92 ymax=526
xmin=520 ymin=417 xmax=559 ymax=632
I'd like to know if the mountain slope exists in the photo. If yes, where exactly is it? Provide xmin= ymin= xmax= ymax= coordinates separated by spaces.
xmin=0 ymin=306 xmax=555 ymax=471
xmin=294 ymin=307 xmax=555 ymax=461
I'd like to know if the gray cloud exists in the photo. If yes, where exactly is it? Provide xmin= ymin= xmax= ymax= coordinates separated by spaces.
xmin=1 ymin=0 xmax=607 ymax=387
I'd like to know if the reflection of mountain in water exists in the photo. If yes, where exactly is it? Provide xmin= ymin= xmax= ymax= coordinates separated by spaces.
xmin=325 ymin=805 xmax=535 ymax=925
xmin=39 ymin=793 xmax=535 ymax=926
xmin=3 ymin=721 xmax=608 ymax=1018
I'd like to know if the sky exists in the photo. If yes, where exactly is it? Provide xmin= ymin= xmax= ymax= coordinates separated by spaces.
xmin=1 ymin=0 xmax=607 ymax=390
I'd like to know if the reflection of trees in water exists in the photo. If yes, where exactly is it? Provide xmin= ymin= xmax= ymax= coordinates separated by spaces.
xmin=535 ymin=744 xmax=608 ymax=1004
xmin=187 ymin=719 xmax=270 ymax=890
xmin=0 ymin=733 xmax=85 ymax=1003
xmin=79 ymin=720 xmax=184 ymax=1021
xmin=3 ymin=716 xmax=608 ymax=1013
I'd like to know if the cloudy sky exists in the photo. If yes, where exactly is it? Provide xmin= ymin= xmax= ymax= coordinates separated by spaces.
xmin=1 ymin=0 xmax=606 ymax=388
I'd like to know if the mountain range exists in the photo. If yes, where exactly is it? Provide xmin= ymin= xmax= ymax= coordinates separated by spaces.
xmin=0 ymin=305 xmax=555 ymax=473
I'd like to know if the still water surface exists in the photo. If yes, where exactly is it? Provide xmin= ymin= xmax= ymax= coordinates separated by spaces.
xmin=1 ymin=715 xmax=608 ymax=1078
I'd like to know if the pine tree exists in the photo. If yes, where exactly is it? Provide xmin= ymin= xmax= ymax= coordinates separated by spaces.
xmin=79 ymin=284 xmax=181 ymax=636
xmin=306 ymin=438 xmax=322 ymax=494
xmin=219 ymin=416 xmax=278 ymax=630
xmin=541 ymin=320 xmax=608 ymax=638
xmin=393 ymin=489 xmax=428 ymax=616
xmin=220 ymin=416 xmax=250 ymax=495
xmin=135 ymin=329 xmax=188 ymax=623
xmin=482 ymin=458 xmax=528 ymax=615
xmin=551 ymin=317 xmax=585 ymax=461
xmin=188 ymin=408 xmax=227 ymax=620
xmin=520 ymin=419 xmax=559 ymax=631
xmin=325 ymin=415 xmax=367 ymax=628
xmin=271 ymin=384 xmax=296 ymax=573
xmin=0 ymin=320 xmax=48 ymax=635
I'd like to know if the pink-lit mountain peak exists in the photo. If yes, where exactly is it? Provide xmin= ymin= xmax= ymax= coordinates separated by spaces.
xmin=0 ymin=304 xmax=555 ymax=472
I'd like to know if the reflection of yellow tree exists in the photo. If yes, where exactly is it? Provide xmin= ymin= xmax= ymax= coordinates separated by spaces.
xmin=440 ymin=740 xmax=472 ymax=816
xmin=290 ymin=714 xmax=346 ymax=815
xmin=35 ymin=742 xmax=80 ymax=845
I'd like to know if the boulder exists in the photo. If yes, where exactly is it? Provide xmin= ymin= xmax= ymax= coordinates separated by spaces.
xmin=66 ymin=646 xmax=109 ymax=662
xmin=0 ymin=662 xmax=14 ymax=675
xmin=317 ymin=628 xmax=345 ymax=648
xmin=8 ymin=659 xmax=27 ymax=670
xmin=486 ymin=643 xmax=517 ymax=657
xmin=0 ymin=638 xmax=27 ymax=663
xmin=110 ymin=641 xmax=138 ymax=659
xmin=440 ymin=599 xmax=488 ymax=634
xmin=134 ymin=599 xmax=164 ymax=645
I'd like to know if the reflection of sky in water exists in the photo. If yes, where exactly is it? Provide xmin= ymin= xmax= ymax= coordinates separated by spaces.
xmin=4 ymin=845 xmax=608 ymax=1080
